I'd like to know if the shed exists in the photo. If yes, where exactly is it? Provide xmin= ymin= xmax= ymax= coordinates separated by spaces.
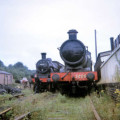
xmin=0 ymin=70 xmax=13 ymax=85
xmin=94 ymin=51 xmax=112 ymax=79
xmin=99 ymin=45 xmax=120 ymax=84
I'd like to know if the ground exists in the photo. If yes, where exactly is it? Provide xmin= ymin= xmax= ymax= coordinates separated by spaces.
xmin=0 ymin=89 xmax=120 ymax=120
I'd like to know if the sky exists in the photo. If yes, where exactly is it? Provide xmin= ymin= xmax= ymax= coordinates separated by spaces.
xmin=0 ymin=0 xmax=120 ymax=70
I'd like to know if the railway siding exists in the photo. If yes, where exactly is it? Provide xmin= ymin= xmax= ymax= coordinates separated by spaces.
xmin=14 ymin=112 xmax=31 ymax=120
xmin=89 ymin=97 xmax=101 ymax=120
xmin=0 ymin=89 xmax=120 ymax=120
xmin=0 ymin=93 xmax=24 ymax=103
xmin=0 ymin=106 xmax=12 ymax=119
xmin=90 ymin=92 xmax=120 ymax=120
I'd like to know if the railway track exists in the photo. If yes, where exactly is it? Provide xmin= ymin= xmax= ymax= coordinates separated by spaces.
xmin=89 ymin=96 xmax=101 ymax=120
xmin=14 ymin=112 xmax=31 ymax=120
xmin=0 ymin=106 xmax=12 ymax=120
xmin=0 ymin=106 xmax=31 ymax=120
xmin=12 ymin=95 xmax=102 ymax=120
xmin=0 ymin=92 xmax=118 ymax=120
xmin=12 ymin=93 xmax=24 ymax=98
xmin=1 ymin=93 xmax=24 ymax=103
xmin=0 ymin=93 xmax=25 ymax=119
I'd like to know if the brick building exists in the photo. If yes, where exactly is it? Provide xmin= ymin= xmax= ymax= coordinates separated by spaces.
xmin=0 ymin=70 xmax=13 ymax=85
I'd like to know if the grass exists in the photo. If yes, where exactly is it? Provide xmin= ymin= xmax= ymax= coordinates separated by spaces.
xmin=91 ymin=91 xmax=120 ymax=120
xmin=0 ymin=89 xmax=120 ymax=120
xmin=0 ymin=94 xmax=13 ymax=106
xmin=43 ymin=94 xmax=94 ymax=120
xmin=0 ymin=90 xmax=95 ymax=120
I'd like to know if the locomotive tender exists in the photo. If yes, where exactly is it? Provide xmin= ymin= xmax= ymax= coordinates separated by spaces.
xmin=32 ymin=29 xmax=98 ymax=95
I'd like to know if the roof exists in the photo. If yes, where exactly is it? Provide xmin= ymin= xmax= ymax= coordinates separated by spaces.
xmin=0 ymin=70 xmax=12 ymax=75
xmin=100 ymin=45 xmax=120 ymax=68
xmin=96 ymin=50 xmax=112 ymax=62
xmin=98 ymin=51 xmax=112 ymax=57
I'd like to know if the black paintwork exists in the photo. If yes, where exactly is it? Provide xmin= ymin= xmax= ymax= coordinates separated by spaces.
xmin=59 ymin=29 xmax=92 ymax=71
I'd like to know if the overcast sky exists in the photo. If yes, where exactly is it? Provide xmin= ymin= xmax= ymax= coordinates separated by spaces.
xmin=0 ymin=0 xmax=120 ymax=70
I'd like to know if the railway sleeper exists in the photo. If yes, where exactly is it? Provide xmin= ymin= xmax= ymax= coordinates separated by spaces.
xmin=0 ymin=107 xmax=12 ymax=120
xmin=14 ymin=112 xmax=31 ymax=120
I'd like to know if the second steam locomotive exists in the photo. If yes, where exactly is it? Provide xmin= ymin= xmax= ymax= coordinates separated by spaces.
xmin=32 ymin=29 xmax=98 ymax=95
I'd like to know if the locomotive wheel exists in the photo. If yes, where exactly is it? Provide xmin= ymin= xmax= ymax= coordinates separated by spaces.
xmin=60 ymin=89 xmax=65 ymax=95
xmin=49 ymin=83 xmax=56 ymax=93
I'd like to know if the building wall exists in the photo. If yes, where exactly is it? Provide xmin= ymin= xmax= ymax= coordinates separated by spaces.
xmin=101 ymin=55 xmax=111 ymax=63
xmin=0 ymin=74 xmax=5 ymax=84
xmin=98 ymin=46 xmax=120 ymax=84
xmin=0 ymin=74 xmax=13 ymax=85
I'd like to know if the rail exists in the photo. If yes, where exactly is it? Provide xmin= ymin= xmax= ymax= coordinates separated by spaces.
xmin=89 ymin=96 xmax=101 ymax=120
xmin=14 ymin=112 xmax=31 ymax=120
xmin=1 ymin=93 xmax=24 ymax=102
xmin=0 ymin=106 xmax=12 ymax=119
xmin=12 ymin=93 xmax=24 ymax=98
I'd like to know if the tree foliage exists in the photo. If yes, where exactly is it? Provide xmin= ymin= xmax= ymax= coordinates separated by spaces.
xmin=0 ymin=60 xmax=4 ymax=67
xmin=0 ymin=60 xmax=35 ymax=81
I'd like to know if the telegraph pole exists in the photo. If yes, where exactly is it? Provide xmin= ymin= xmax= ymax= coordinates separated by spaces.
xmin=95 ymin=30 xmax=97 ymax=62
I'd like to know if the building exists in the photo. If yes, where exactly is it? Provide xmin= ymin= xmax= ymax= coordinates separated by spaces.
xmin=99 ymin=45 xmax=120 ymax=84
xmin=94 ymin=34 xmax=120 ymax=83
xmin=0 ymin=70 xmax=13 ymax=85
xmin=94 ymin=35 xmax=120 ymax=103
xmin=94 ymin=51 xmax=112 ymax=79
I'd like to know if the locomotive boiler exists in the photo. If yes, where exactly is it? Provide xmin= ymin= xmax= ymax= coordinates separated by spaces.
xmin=36 ymin=53 xmax=62 ymax=77
xmin=60 ymin=29 xmax=92 ymax=71
xmin=51 ymin=29 xmax=98 ymax=95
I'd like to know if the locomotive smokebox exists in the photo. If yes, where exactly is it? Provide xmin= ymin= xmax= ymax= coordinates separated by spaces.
xmin=41 ymin=53 xmax=46 ymax=59
xmin=60 ymin=29 xmax=86 ymax=67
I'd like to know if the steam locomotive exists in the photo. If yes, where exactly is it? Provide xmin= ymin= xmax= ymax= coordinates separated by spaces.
xmin=51 ymin=30 xmax=98 ymax=95
xmin=32 ymin=29 xmax=98 ymax=95
xmin=32 ymin=53 xmax=64 ymax=93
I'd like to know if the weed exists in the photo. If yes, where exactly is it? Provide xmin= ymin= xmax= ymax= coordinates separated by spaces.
xmin=1 ymin=89 xmax=120 ymax=120
xmin=114 ymin=89 xmax=120 ymax=108
xmin=91 ymin=92 xmax=120 ymax=120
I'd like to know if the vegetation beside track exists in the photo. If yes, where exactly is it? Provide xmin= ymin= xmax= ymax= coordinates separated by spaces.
xmin=0 ymin=89 xmax=120 ymax=120
xmin=91 ymin=91 xmax=120 ymax=120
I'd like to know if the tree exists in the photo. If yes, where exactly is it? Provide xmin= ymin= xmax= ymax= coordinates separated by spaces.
xmin=0 ymin=60 xmax=4 ymax=67
xmin=13 ymin=62 xmax=24 ymax=68
xmin=0 ymin=60 xmax=6 ymax=71
xmin=0 ymin=60 xmax=35 ymax=81
xmin=8 ymin=64 xmax=13 ymax=68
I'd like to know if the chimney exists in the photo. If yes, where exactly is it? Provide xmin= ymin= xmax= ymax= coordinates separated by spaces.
xmin=118 ymin=34 xmax=120 ymax=44
xmin=41 ymin=53 xmax=46 ymax=59
xmin=110 ymin=37 xmax=114 ymax=51
xmin=68 ymin=29 xmax=78 ymax=40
